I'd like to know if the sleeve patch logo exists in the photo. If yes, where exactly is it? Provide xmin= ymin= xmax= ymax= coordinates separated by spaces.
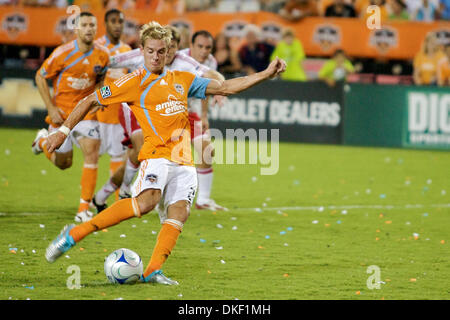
xmin=100 ymin=86 xmax=111 ymax=99
xmin=174 ymin=83 xmax=184 ymax=95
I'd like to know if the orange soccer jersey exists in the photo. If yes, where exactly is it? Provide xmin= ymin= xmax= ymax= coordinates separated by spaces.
xmin=94 ymin=35 xmax=132 ymax=124
xmin=94 ymin=66 xmax=211 ymax=165
xmin=38 ymin=39 xmax=109 ymax=127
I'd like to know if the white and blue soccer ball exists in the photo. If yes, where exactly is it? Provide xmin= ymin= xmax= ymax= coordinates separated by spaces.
xmin=104 ymin=248 xmax=143 ymax=284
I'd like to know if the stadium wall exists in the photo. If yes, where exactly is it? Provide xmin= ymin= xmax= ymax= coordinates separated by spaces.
xmin=343 ymin=84 xmax=450 ymax=150
xmin=0 ymin=77 xmax=449 ymax=150
xmin=208 ymin=80 xmax=344 ymax=144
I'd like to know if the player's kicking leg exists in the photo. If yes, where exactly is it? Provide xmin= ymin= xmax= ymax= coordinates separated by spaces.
xmin=139 ymin=159 xmax=197 ymax=286
xmin=46 ymin=159 xmax=186 ymax=285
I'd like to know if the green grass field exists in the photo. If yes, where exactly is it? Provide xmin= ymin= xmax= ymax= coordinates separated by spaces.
xmin=1 ymin=127 xmax=450 ymax=300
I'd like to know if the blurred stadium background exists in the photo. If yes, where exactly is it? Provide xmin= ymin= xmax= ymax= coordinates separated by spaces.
xmin=1 ymin=0 xmax=450 ymax=149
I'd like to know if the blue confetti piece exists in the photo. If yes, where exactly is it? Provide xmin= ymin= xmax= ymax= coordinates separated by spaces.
xmin=265 ymin=235 xmax=270 ymax=239
xmin=280 ymin=231 xmax=286 ymax=235
xmin=337 ymin=220 xmax=342 ymax=224
xmin=379 ymin=194 xmax=386 ymax=199
xmin=25 ymin=286 xmax=34 ymax=290
xmin=287 ymin=227 xmax=293 ymax=231
xmin=423 ymin=213 xmax=429 ymax=217
xmin=199 ymin=239 xmax=206 ymax=243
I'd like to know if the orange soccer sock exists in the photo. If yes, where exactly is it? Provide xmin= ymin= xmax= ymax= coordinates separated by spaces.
xmin=78 ymin=164 xmax=98 ymax=212
xmin=70 ymin=198 xmax=140 ymax=243
xmin=143 ymin=220 xmax=183 ymax=278
xmin=39 ymin=138 xmax=54 ymax=162
xmin=109 ymin=159 xmax=124 ymax=201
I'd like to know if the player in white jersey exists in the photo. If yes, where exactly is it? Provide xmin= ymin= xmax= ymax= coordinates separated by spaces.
xmin=180 ymin=30 xmax=227 ymax=211
xmin=92 ymin=25 xmax=225 ymax=214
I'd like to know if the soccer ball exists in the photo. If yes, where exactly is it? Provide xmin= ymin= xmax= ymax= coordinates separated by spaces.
xmin=104 ymin=248 xmax=143 ymax=284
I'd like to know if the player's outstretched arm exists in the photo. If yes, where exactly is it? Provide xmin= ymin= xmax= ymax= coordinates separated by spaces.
xmin=46 ymin=93 xmax=100 ymax=153
xmin=205 ymin=57 xmax=286 ymax=97
xmin=35 ymin=71 xmax=65 ymax=126
xmin=203 ymin=69 xmax=225 ymax=83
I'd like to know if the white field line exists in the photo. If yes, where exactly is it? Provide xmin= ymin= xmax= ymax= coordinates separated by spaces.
xmin=234 ymin=203 xmax=450 ymax=212
xmin=0 ymin=203 xmax=449 ymax=216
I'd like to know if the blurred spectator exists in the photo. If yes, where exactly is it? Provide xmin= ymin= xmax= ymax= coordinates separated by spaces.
xmin=413 ymin=33 xmax=445 ymax=85
xmin=215 ymin=0 xmax=260 ymax=12
xmin=185 ymin=0 xmax=212 ymax=11
xmin=20 ymin=0 xmax=52 ymax=5
xmin=325 ymin=0 xmax=357 ymax=17
xmin=388 ymin=0 xmax=410 ymax=19
xmin=238 ymin=24 xmax=274 ymax=75
xmin=213 ymin=32 xmax=242 ymax=76
xmin=270 ymin=28 xmax=307 ymax=81
xmin=52 ymin=0 xmax=68 ymax=7
xmin=318 ymin=49 xmax=355 ymax=86
xmin=439 ymin=0 xmax=450 ymax=19
xmin=279 ymin=0 xmax=319 ymax=21
xmin=135 ymin=0 xmax=159 ymax=9
xmin=106 ymin=0 xmax=136 ymax=10
xmin=260 ymin=0 xmax=286 ymax=12
xmin=0 ymin=0 xmax=18 ymax=4
xmin=404 ymin=0 xmax=436 ymax=16
xmin=135 ymin=0 xmax=185 ymax=13
xmin=413 ymin=0 xmax=437 ymax=21
xmin=437 ymin=43 xmax=450 ymax=85
xmin=156 ymin=0 xmax=185 ymax=13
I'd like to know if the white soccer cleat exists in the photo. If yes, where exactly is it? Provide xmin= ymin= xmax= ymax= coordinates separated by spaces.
xmin=45 ymin=224 xmax=76 ymax=263
xmin=74 ymin=210 xmax=95 ymax=223
xmin=140 ymin=270 xmax=179 ymax=285
xmin=195 ymin=199 xmax=229 ymax=211
xmin=31 ymin=128 xmax=48 ymax=155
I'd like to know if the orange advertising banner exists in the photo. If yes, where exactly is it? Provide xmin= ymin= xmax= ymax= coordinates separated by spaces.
xmin=1 ymin=6 xmax=449 ymax=60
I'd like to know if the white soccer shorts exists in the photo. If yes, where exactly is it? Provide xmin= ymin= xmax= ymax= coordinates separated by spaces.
xmin=49 ymin=120 xmax=100 ymax=154
xmin=131 ymin=158 xmax=197 ymax=222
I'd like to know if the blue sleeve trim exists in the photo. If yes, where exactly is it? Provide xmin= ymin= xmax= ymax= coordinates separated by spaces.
xmin=94 ymin=91 xmax=103 ymax=106
xmin=188 ymin=76 xmax=211 ymax=99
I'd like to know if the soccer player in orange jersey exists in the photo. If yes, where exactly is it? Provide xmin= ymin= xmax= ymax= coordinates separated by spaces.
xmin=45 ymin=21 xmax=286 ymax=285
xmin=32 ymin=12 xmax=109 ymax=223
xmin=92 ymin=25 xmax=224 ymax=213
xmin=94 ymin=9 xmax=132 ymax=205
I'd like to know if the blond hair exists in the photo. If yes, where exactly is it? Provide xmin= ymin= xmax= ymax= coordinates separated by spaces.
xmin=140 ymin=21 xmax=172 ymax=47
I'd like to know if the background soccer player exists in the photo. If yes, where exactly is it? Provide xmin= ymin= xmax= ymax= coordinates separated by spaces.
xmin=94 ymin=9 xmax=132 ymax=207
xmin=32 ymin=12 xmax=109 ymax=223
xmin=44 ymin=21 xmax=286 ymax=285
xmin=180 ymin=30 xmax=226 ymax=211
